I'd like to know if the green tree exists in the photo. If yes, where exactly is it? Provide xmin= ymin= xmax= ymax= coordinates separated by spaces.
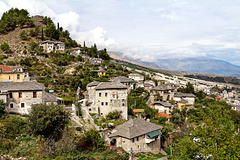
xmin=20 ymin=30 xmax=28 ymax=40
xmin=106 ymin=111 xmax=122 ymax=120
xmin=0 ymin=42 xmax=10 ymax=52
xmin=0 ymin=100 xmax=7 ymax=117
xmin=0 ymin=8 xmax=33 ymax=34
xmin=41 ymin=27 xmax=44 ymax=41
xmin=172 ymin=104 xmax=240 ymax=159
xmin=77 ymin=129 xmax=105 ymax=151
xmin=178 ymin=82 xmax=194 ymax=94
xmin=28 ymin=104 xmax=70 ymax=140
xmin=44 ymin=23 xmax=57 ymax=40
xmin=28 ymin=41 xmax=38 ymax=51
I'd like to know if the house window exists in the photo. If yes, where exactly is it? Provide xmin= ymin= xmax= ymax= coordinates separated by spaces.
xmin=105 ymin=102 xmax=108 ymax=106
xmin=101 ymin=113 xmax=103 ymax=115
xmin=19 ymin=92 xmax=22 ymax=98
xmin=9 ymin=76 xmax=10 ymax=80
xmin=138 ymin=145 xmax=140 ymax=148
xmin=132 ymin=138 xmax=135 ymax=143
xmin=89 ymin=108 xmax=91 ymax=111
xmin=9 ymin=93 xmax=12 ymax=98
xmin=101 ymin=102 xmax=104 ymax=106
xmin=136 ymin=137 xmax=139 ymax=141
xmin=10 ymin=103 xmax=13 ymax=108
xmin=33 ymin=91 xmax=37 ymax=98
xmin=17 ymin=74 xmax=20 ymax=80
xmin=105 ymin=93 xmax=108 ymax=97
xmin=99 ymin=93 xmax=101 ymax=97
xmin=122 ymin=103 xmax=125 ymax=106
xmin=21 ymin=103 xmax=25 ymax=108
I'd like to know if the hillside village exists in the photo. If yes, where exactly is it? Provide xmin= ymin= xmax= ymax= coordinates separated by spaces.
xmin=0 ymin=8 xmax=240 ymax=160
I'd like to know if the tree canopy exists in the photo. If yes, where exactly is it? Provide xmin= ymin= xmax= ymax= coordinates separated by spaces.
xmin=171 ymin=101 xmax=240 ymax=159
xmin=0 ymin=8 xmax=34 ymax=34
xmin=28 ymin=104 xmax=70 ymax=140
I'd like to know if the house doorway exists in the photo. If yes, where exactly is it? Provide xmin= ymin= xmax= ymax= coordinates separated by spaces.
xmin=110 ymin=139 xmax=117 ymax=146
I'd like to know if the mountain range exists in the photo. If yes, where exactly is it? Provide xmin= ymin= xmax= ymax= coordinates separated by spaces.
xmin=109 ymin=52 xmax=240 ymax=76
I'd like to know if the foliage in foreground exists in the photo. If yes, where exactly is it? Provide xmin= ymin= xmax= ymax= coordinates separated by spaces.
xmin=171 ymin=102 xmax=240 ymax=159
xmin=28 ymin=104 xmax=71 ymax=140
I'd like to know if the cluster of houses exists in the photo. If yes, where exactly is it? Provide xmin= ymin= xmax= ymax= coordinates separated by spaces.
xmin=80 ymin=73 xmax=197 ymax=154
xmin=0 ymin=65 xmax=60 ymax=114
xmin=3 ymin=38 xmax=240 ymax=154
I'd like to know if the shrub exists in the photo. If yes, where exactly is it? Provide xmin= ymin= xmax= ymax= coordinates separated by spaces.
xmin=20 ymin=30 xmax=28 ymax=41
xmin=106 ymin=111 xmax=122 ymax=120
xmin=0 ymin=42 xmax=10 ymax=53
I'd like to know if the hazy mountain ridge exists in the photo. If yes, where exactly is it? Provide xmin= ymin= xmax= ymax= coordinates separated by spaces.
xmin=155 ymin=57 xmax=240 ymax=76
xmin=109 ymin=51 xmax=240 ymax=76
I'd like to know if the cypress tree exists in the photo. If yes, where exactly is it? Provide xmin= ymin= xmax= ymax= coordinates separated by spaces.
xmin=41 ymin=27 xmax=44 ymax=41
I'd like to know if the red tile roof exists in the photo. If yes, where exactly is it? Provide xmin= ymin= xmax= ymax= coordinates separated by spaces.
xmin=157 ymin=112 xmax=171 ymax=119
xmin=0 ymin=65 xmax=13 ymax=72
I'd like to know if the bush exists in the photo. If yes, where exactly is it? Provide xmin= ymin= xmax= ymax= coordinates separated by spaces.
xmin=0 ymin=42 xmax=10 ymax=53
xmin=76 ymin=127 xmax=81 ymax=131
xmin=106 ymin=111 xmax=122 ymax=120
xmin=76 ymin=129 xmax=105 ymax=151
xmin=0 ymin=100 xmax=7 ymax=116
xmin=20 ymin=30 xmax=28 ymax=41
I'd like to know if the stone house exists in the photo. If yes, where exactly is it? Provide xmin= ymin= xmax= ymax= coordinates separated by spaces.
xmin=152 ymin=84 xmax=175 ymax=101
xmin=0 ymin=65 xmax=30 ymax=82
xmin=89 ymin=58 xmax=102 ymax=65
xmin=128 ymin=73 xmax=144 ymax=82
xmin=111 ymin=76 xmax=135 ymax=90
xmin=0 ymin=81 xmax=44 ymax=114
xmin=43 ymin=92 xmax=60 ymax=105
xmin=174 ymin=92 xmax=195 ymax=105
xmin=0 ymin=81 xmax=58 ymax=114
xmin=85 ymin=81 xmax=128 ymax=120
xmin=95 ymin=67 xmax=106 ymax=77
xmin=108 ymin=118 xmax=163 ymax=154
xmin=144 ymin=80 xmax=156 ymax=91
xmin=176 ymin=99 xmax=188 ymax=111
xmin=70 ymin=47 xmax=82 ymax=55
xmin=151 ymin=101 xmax=172 ymax=114
xmin=38 ymin=40 xmax=65 ymax=53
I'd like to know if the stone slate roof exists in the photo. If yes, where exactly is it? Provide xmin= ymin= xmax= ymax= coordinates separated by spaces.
xmin=129 ymin=73 xmax=144 ymax=77
xmin=174 ymin=92 xmax=196 ymax=98
xmin=0 ymin=81 xmax=45 ymax=91
xmin=153 ymin=84 xmax=174 ymax=91
xmin=109 ymin=118 xmax=163 ymax=139
xmin=112 ymin=76 xmax=134 ymax=83
xmin=87 ymin=81 xmax=100 ymax=87
xmin=95 ymin=82 xmax=128 ymax=90
xmin=43 ymin=92 xmax=58 ymax=102
xmin=152 ymin=101 xmax=172 ymax=107
xmin=178 ymin=99 xmax=188 ymax=104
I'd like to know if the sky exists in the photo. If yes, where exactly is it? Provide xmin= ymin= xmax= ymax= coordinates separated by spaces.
xmin=1 ymin=0 xmax=240 ymax=65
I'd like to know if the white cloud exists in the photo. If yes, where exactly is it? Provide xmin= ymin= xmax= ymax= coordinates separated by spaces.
xmin=1 ymin=0 xmax=240 ymax=65
xmin=0 ymin=0 xmax=118 ymax=49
